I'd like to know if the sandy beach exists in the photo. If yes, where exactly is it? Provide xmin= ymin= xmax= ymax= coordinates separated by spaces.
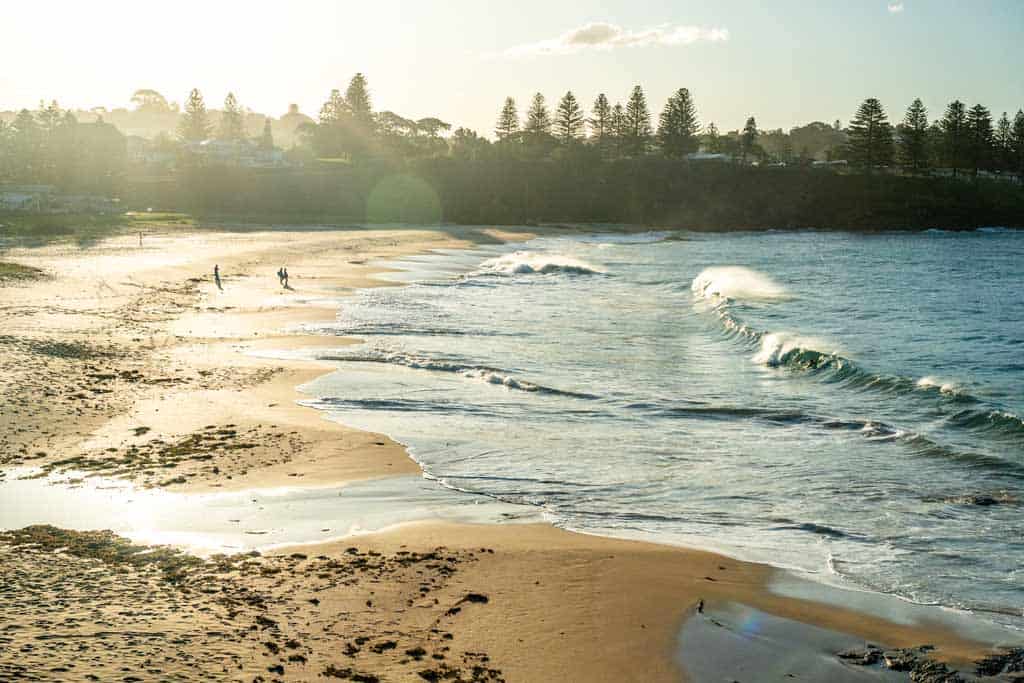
xmin=1 ymin=225 xmax=1019 ymax=682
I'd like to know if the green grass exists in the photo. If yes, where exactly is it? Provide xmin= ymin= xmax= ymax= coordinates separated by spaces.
xmin=0 ymin=211 xmax=196 ymax=248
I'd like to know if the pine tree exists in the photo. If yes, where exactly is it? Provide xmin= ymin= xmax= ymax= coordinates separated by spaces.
xmin=610 ymin=103 xmax=627 ymax=158
xmin=705 ymin=122 xmax=721 ymax=153
xmin=846 ymin=98 xmax=894 ymax=169
xmin=218 ymin=92 xmax=245 ymax=142
xmin=623 ymin=85 xmax=652 ymax=156
xmin=589 ymin=94 xmax=612 ymax=147
xmin=740 ymin=116 xmax=759 ymax=163
xmin=524 ymin=93 xmax=552 ymax=137
xmin=495 ymin=97 xmax=519 ymax=141
xmin=939 ymin=100 xmax=968 ymax=176
xmin=553 ymin=91 xmax=585 ymax=145
xmin=966 ymin=103 xmax=993 ymax=175
xmin=319 ymin=89 xmax=347 ymax=125
xmin=898 ymin=98 xmax=929 ymax=171
xmin=345 ymin=73 xmax=373 ymax=125
xmin=994 ymin=112 xmax=1012 ymax=172
xmin=178 ymin=88 xmax=211 ymax=142
xmin=259 ymin=117 xmax=274 ymax=151
xmin=1012 ymin=110 xmax=1024 ymax=176
xmin=656 ymin=88 xmax=700 ymax=159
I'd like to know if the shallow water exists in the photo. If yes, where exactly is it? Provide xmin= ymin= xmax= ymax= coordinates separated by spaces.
xmin=0 ymin=470 xmax=536 ymax=555
xmin=294 ymin=228 xmax=1024 ymax=630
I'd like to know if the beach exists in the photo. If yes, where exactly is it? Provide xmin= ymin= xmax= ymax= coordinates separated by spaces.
xmin=0 ymin=225 xmax=1019 ymax=682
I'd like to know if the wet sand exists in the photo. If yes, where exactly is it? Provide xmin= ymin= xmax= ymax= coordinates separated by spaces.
xmin=0 ymin=225 xmax=1019 ymax=682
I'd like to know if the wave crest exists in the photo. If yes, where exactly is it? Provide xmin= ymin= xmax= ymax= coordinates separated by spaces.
xmin=476 ymin=251 xmax=604 ymax=276
xmin=691 ymin=266 xmax=788 ymax=301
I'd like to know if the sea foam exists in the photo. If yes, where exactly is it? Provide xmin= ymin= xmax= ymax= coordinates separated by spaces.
xmin=476 ymin=251 xmax=604 ymax=276
xmin=691 ymin=266 xmax=788 ymax=301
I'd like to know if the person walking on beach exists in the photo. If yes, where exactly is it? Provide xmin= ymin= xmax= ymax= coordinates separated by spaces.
xmin=214 ymin=264 xmax=222 ymax=290
xmin=282 ymin=267 xmax=290 ymax=289
xmin=277 ymin=267 xmax=284 ymax=286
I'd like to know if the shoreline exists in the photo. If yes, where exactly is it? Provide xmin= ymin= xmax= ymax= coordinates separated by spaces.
xmin=0 ymin=224 xmax=1018 ymax=681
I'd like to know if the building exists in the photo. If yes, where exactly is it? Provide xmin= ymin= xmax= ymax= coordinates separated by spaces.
xmin=0 ymin=185 xmax=56 ymax=211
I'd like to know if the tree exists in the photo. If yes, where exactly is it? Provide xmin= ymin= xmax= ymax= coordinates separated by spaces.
xmin=966 ymin=104 xmax=994 ymax=175
xmin=450 ymin=127 xmax=490 ymax=161
xmin=623 ymin=85 xmax=652 ymax=156
xmin=11 ymin=109 xmax=41 ymax=181
xmin=130 ymin=89 xmax=172 ymax=113
xmin=704 ymin=122 xmax=721 ymax=153
xmin=610 ymin=103 xmax=628 ymax=158
xmin=218 ymin=92 xmax=245 ymax=142
xmin=993 ymin=112 xmax=1012 ymax=172
xmin=495 ymin=97 xmax=519 ymax=141
xmin=524 ymin=93 xmax=552 ymax=137
xmin=259 ymin=117 xmax=274 ymax=150
xmin=1012 ymin=110 xmax=1024 ymax=176
xmin=656 ymin=88 xmax=700 ymax=159
xmin=178 ymin=88 xmax=211 ymax=142
xmin=898 ymin=98 xmax=929 ymax=171
xmin=416 ymin=117 xmax=451 ymax=138
xmin=345 ymin=73 xmax=374 ymax=127
xmin=846 ymin=98 xmax=894 ymax=169
xmin=939 ymin=100 xmax=968 ymax=176
xmin=319 ymin=89 xmax=347 ymax=125
xmin=740 ymin=116 xmax=759 ymax=163
xmin=589 ymin=94 xmax=612 ymax=148
xmin=553 ymin=91 xmax=585 ymax=145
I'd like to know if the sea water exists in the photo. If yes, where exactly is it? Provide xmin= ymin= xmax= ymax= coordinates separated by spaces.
xmin=297 ymin=228 xmax=1024 ymax=630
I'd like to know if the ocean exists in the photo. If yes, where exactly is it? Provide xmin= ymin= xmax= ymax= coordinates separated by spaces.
xmin=298 ymin=228 xmax=1024 ymax=630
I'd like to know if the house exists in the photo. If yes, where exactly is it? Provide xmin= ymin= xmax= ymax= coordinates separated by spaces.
xmin=687 ymin=152 xmax=731 ymax=162
xmin=185 ymin=139 xmax=287 ymax=168
xmin=0 ymin=185 xmax=56 ymax=211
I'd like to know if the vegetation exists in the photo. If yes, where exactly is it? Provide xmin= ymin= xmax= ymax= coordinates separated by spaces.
xmin=1 ymin=74 xmax=1023 ymax=230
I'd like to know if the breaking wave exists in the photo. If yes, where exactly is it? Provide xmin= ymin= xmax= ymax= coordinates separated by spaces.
xmin=691 ymin=266 xmax=788 ymax=301
xmin=475 ymin=251 xmax=605 ymax=277
xmin=692 ymin=267 xmax=1024 ymax=444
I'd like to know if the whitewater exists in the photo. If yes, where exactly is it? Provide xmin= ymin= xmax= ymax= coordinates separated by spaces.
xmin=298 ymin=229 xmax=1024 ymax=630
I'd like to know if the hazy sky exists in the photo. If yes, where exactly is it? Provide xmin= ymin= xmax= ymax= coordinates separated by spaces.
xmin=2 ymin=1 xmax=1022 ymax=136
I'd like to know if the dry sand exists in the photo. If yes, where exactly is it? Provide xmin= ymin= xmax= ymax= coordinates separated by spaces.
xmin=0 ymin=225 xmax=1016 ymax=682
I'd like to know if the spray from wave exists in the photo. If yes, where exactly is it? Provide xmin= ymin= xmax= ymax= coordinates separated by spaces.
xmin=475 ymin=251 xmax=605 ymax=276
xmin=691 ymin=266 xmax=788 ymax=301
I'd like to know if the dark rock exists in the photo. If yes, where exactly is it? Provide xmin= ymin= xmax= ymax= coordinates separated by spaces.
xmin=977 ymin=648 xmax=1024 ymax=676
xmin=884 ymin=649 xmax=920 ymax=671
xmin=837 ymin=646 xmax=883 ymax=665
xmin=908 ymin=659 xmax=963 ymax=683
xmin=405 ymin=646 xmax=427 ymax=661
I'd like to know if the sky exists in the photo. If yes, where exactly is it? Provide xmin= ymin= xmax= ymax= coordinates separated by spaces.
xmin=1 ymin=0 xmax=1022 ymax=136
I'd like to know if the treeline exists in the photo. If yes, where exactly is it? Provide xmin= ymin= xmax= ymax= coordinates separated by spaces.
xmin=298 ymin=74 xmax=1024 ymax=176
xmin=847 ymin=97 xmax=1024 ymax=176
xmin=0 ymin=103 xmax=126 ymax=193
xmin=3 ymin=73 xmax=1024 ymax=232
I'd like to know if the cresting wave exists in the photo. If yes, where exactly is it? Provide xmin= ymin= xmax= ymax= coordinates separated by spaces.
xmin=691 ymin=266 xmax=1024 ymax=443
xmin=316 ymin=348 xmax=598 ymax=400
xmin=474 ymin=251 xmax=605 ymax=277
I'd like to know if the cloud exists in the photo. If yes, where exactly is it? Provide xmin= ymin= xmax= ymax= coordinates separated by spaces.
xmin=888 ymin=1 xmax=905 ymax=13
xmin=493 ymin=21 xmax=729 ymax=59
